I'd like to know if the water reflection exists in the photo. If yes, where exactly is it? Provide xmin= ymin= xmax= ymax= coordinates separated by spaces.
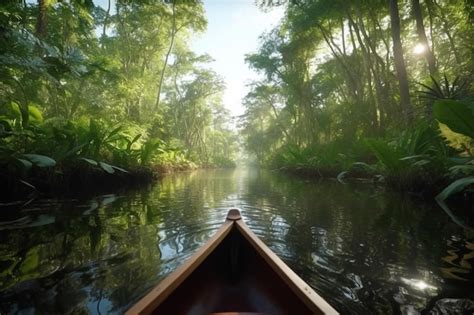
xmin=0 ymin=169 xmax=473 ymax=314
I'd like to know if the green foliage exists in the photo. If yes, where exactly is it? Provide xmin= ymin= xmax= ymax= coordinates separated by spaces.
xmin=433 ymin=100 xmax=474 ymax=139
xmin=418 ymin=75 xmax=472 ymax=101
xmin=22 ymin=154 xmax=56 ymax=168
xmin=241 ymin=0 xmax=473 ymax=199
xmin=0 ymin=0 xmax=237 ymax=191
xmin=436 ymin=176 xmax=474 ymax=202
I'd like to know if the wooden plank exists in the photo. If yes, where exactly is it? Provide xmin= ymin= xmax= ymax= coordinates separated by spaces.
xmin=126 ymin=220 xmax=234 ymax=315
xmin=235 ymin=219 xmax=339 ymax=315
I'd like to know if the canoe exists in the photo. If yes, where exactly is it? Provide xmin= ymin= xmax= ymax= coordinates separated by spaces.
xmin=126 ymin=209 xmax=338 ymax=315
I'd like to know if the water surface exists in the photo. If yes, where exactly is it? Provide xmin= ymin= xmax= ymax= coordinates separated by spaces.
xmin=0 ymin=169 xmax=473 ymax=314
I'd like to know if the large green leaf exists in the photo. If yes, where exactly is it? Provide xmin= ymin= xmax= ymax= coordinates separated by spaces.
xmin=433 ymin=100 xmax=474 ymax=138
xmin=436 ymin=176 xmax=474 ymax=202
xmin=22 ymin=154 xmax=56 ymax=167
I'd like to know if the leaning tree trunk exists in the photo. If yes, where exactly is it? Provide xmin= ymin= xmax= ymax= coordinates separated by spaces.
xmin=389 ymin=0 xmax=413 ymax=124
xmin=411 ymin=0 xmax=437 ymax=76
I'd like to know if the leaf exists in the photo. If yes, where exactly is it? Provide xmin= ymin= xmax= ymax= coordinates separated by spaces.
xmin=433 ymin=100 xmax=474 ymax=138
xmin=131 ymin=134 xmax=141 ymax=144
xmin=16 ymin=158 xmax=33 ymax=170
xmin=80 ymin=157 xmax=98 ymax=166
xmin=336 ymin=171 xmax=347 ymax=184
xmin=111 ymin=165 xmax=129 ymax=173
xmin=28 ymin=105 xmax=43 ymax=123
xmin=22 ymin=154 xmax=56 ymax=167
xmin=399 ymin=155 xmax=428 ymax=161
xmin=0 ymin=118 xmax=12 ymax=133
xmin=106 ymin=126 xmax=124 ymax=140
xmin=99 ymin=161 xmax=115 ymax=174
xmin=8 ymin=102 xmax=22 ymax=121
xmin=449 ymin=165 xmax=474 ymax=173
xmin=64 ymin=143 xmax=86 ymax=158
xmin=19 ymin=180 xmax=36 ymax=190
xmin=127 ymin=134 xmax=141 ymax=151
xmin=411 ymin=159 xmax=431 ymax=167
xmin=436 ymin=176 xmax=474 ymax=202
xmin=19 ymin=246 xmax=40 ymax=274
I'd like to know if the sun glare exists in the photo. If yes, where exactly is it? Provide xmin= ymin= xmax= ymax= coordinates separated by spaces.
xmin=413 ymin=43 xmax=426 ymax=55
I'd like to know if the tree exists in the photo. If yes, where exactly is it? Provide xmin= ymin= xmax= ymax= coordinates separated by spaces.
xmin=411 ymin=0 xmax=437 ymax=76
xmin=389 ymin=0 xmax=413 ymax=124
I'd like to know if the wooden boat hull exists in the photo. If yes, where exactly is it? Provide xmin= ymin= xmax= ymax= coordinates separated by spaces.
xmin=127 ymin=209 xmax=338 ymax=315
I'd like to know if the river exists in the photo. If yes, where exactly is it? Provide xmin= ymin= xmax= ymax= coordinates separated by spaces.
xmin=0 ymin=169 xmax=473 ymax=314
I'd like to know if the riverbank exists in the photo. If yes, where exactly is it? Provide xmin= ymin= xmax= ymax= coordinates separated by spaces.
xmin=277 ymin=164 xmax=450 ymax=198
xmin=0 ymin=164 xmax=155 ymax=201
xmin=267 ymin=122 xmax=473 ymax=201
xmin=0 ymin=161 xmax=239 ymax=202
xmin=0 ymin=116 xmax=237 ymax=202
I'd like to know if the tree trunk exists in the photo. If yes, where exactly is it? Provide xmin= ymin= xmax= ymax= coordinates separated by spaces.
xmin=389 ymin=0 xmax=413 ymax=124
xmin=411 ymin=0 xmax=437 ymax=76
xmin=348 ymin=13 xmax=379 ymax=134
xmin=36 ymin=0 xmax=47 ymax=38
xmin=155 ymin=1 xmax=177 ymax=110
xmin=341 ymin=18 xmax=346 ymax=55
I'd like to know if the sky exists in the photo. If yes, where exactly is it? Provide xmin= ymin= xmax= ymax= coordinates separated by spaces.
xmin=93 ymin=0 xmax=284 ymax=117
xmin=190 ymin=0 xmax=284 ymax=116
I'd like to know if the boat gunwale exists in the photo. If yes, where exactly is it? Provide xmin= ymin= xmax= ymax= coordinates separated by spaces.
xmin=125 ymin=219 xmax=234 ymax=315
xmin=235 ymin=219 xmax=338 ymax=315
xmin=126 ymin=209 xmax=339 ymax=315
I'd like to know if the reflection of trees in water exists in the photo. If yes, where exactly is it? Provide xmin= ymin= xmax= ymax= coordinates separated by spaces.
xmin=0 ymin=169 xmax=239 ymax=314
xmin=242 ymin=170 xmax=471 ymax=313
xmin=0 ymin=169 xmax=471 ymax=314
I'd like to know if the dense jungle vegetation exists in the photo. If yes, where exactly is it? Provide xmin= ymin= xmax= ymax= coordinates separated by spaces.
xmin=240 ymin=0 xmax=473 ymax=200
xmin=0 ymin=0 xmax=238 ymax=198
xmin=0 ymin=0 xmax=473 ymax=202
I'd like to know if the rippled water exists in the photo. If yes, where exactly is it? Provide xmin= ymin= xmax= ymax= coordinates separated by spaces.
xmin=0 ymin=169 xmax=473 ymax=314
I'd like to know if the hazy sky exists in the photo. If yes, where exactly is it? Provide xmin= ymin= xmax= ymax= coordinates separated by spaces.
xmin=191 ymin=1 xmax=284 ymax=116
xmin=94 ymin=0 xmax=284 ymax=117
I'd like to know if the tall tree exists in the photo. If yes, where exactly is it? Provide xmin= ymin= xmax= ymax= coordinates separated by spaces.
xmin=155 ymin=0 xmax=176 ymax=110
xmin=36 ymin=0 xmax=47 ymax=38
xmin=411 ymin=0 xmax=437 ymax=76
xmin=389 ymin=0 xmax=413 ymax=124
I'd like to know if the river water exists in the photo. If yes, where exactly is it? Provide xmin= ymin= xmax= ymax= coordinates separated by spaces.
xmin=0 ymin=169 xmax=473 ymax=314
